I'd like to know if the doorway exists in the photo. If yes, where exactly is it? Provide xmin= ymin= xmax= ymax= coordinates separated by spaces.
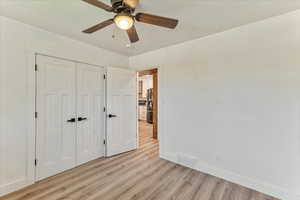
xmin=138 ymin=69 xmax=158 ymax=148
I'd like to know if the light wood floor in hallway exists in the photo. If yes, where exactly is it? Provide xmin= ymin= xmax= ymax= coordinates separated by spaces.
xmin=1 ymin=121 xmax=278 ymax=200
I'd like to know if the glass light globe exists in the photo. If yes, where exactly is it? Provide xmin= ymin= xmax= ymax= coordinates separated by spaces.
xmin=114 ymin=15 xmax=134 ymax=30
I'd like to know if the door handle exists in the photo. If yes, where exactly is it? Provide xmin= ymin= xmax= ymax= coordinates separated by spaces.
xmin=78 ymin=117 xmax=87 ymax=121
xmin=67 ymin=118 xmax=76 ymax=123
xmin=108 ymin=114 xmax=117 ymax=118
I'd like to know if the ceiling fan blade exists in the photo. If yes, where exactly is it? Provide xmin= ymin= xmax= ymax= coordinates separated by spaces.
xmin=123 ymin=0 xmax=139 ymax=8
xmin=83 ymin=19 xmax=114 ymax=33
xmin=127 ymin=25 xmax=139 ymax=43
xmin=135 ymin=13 xmax=178 ymax=29
xmin=82 ymin=0 xmax=113 ymax=12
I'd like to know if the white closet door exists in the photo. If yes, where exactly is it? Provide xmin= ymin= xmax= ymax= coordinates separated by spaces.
xmin=77 ymin=63 xmax=105 ymax=165
xmin=106 ymin=68 xmax=137 ymax=157
xmin=36 ymin=55 xmax=76 ymax=181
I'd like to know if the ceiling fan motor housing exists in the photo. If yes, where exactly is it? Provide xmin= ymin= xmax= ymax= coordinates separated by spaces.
xmin=111 ymin=0 xmax=123 ymax=7
xmin=111 ymin=0 xmax=134 ymax=13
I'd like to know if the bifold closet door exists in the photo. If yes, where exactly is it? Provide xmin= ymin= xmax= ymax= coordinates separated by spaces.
xmin=106 ymin=68 xmax=137 ymax=157
xmin=36 ymin=55 xmax=77 ymax=181
xmin=76 ymin=63 xmax=105 ymax=165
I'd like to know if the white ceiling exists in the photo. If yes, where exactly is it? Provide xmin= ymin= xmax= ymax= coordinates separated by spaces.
xmin=1 ymin=0 xmax=300 ymax=56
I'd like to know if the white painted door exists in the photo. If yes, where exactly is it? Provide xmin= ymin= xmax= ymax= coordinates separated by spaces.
xmin=36 ymin=55 xmax=76 ymax=181
xmin=106 ymin=68 xmax=137 ymax=157
xmin=77 ymin=63 xmax=105 ymax=165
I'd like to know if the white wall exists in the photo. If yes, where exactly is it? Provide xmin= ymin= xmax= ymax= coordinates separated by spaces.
xmin=0 ymin=16 xmax=129 ymax=196
xmin=130 ymin=10 xmax=300 ymax=200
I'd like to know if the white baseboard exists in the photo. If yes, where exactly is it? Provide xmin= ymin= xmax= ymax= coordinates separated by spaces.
xmin=160 ymin=151 xmax=299 ymax=200
xmin=0 ymin=179 xmax=33 ymax=197
xmin=160 ymin=152 xmax=178 ymax=163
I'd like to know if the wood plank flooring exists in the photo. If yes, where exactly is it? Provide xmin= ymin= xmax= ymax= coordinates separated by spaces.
xmin=1 ymin=121 xmax=279 ymax=200
xmin=139 ymin=121 xmax=154 ymax=147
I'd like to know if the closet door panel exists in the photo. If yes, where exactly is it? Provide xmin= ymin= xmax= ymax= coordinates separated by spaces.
xmin=77 ymin=64 xmax=105 ymax=165
xmin=36 ymin=55 xmax=76 ymax=181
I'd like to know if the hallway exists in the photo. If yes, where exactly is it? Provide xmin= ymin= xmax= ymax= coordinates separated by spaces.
xmin=139 ymin=121 xmax=156 ymax=148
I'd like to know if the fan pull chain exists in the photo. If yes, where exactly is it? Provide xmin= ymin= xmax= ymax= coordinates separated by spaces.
xmin=112 ymin=25 xmax=117 ymax=39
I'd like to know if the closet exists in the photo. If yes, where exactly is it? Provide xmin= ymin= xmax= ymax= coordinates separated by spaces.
xmin=35 ymin=55 xmax=105 ymax=180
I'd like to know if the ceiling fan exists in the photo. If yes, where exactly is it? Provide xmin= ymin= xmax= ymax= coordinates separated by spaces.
xmin=82 ymin=0 xmax=179 ymax=43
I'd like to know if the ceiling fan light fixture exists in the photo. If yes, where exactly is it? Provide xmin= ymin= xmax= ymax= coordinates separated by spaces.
xmin=114 ymin=14 xmax=134 ymax=30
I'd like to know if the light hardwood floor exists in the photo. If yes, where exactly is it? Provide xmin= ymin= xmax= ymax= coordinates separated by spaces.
xmin=139 ymin=121 xmax=154 ymax=147
xmin=1 ymin=121 xmax=279 ymax=200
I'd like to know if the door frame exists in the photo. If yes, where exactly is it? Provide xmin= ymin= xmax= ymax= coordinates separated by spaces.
xmin=34 ymin=53 xmax=107 ymax=181
xmin=138 ymin=69 xmax=158 ymax=140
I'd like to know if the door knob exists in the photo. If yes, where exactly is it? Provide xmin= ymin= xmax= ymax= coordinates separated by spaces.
xmin=108 ymin=114 xmax=117 ymax=118
xmin=78 ymin=117 xmax=87 ymax=121
xmin=67 ymin=118 xmax=76 ymax=123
